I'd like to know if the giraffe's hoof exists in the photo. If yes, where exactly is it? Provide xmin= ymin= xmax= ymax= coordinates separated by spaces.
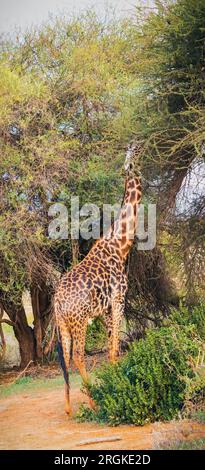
xmin=65 ymin=405 xmax=72 ymax=416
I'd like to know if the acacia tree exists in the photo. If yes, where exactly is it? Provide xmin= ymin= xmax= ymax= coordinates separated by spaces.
xmin=129 ymin=0 xmax=205 ymax=300
xmin=0 ymin=13 xmax=140 ymax=366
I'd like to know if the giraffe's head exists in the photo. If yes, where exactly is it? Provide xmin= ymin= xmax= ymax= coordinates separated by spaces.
xmin=124 ymin=141 xmax=143 ymax=178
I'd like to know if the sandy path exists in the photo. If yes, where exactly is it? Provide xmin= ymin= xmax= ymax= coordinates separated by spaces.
xmin=0 ymin=385 xmax=205 ymax=450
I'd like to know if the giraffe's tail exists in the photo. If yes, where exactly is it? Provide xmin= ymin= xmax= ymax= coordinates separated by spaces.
xmin=57 ymin=339 xmax=69 ymax=386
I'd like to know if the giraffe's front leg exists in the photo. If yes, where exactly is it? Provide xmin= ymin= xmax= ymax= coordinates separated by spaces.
xmin=107 ymin=300 xmax=124 ymax=363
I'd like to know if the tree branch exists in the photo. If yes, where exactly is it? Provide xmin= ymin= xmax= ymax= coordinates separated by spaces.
xmin=0 ymin=318 xmax=15 ymax=327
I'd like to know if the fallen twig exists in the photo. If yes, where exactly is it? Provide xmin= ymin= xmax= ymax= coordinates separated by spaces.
xmin=3 ymin=360 xmax=34 ymax=386
xmin=77 ymin=436 xmax=122 ymax=446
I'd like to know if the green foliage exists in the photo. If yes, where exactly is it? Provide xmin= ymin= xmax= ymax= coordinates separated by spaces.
xmin=77 ymin=404 xmax=96 ymax=423
xmin=168 ymin=303 xmax=205 ymax=341
xmin=0 ymin=12 xmax=138 ymax=298
xmin=85 ymin=317 xmax=107 ymax=354
xmin=183 ymin=369 xmax=205 ymax=416
xmin=78 ymin=325 xmax=200 ymax=425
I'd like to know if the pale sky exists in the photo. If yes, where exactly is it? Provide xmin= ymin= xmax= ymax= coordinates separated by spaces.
xmin=0 ymin=0 xmax=145 ymax=34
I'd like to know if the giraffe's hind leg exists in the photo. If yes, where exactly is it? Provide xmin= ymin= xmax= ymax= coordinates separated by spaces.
xmin=72 ymin=323 xmax=88 ymax=383
xmin=58 ymin=326 xmax=72 ymax=415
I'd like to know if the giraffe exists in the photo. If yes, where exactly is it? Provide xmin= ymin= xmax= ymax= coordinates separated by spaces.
xmin=54 ymin=144 xmax=142 ymax=414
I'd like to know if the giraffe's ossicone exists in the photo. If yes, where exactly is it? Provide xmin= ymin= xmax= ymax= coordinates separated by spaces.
xmin=54 ymin=155 xmax=142 ymax=414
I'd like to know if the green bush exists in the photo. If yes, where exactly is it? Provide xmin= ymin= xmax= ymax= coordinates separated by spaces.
xmin=85 ymin=317 xmax=107 ymax=354
xmin=183 ymin=373 xmax=205 ymax=418
xmin=78 ymin=325 xmax=200 ymax=425
xmin=168 ymin=303 xmax=205 ymax=341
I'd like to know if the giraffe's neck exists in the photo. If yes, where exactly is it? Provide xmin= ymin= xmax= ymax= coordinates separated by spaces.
xmin=107 ymin=177 xmax=142 ymax=260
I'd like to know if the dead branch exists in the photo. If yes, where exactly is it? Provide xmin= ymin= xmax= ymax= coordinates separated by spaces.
xmin=6 ymin=360 xmax=34 ymax=386
xmin=77 ymin=436 xmax=122 ymax=446
xmin=0 ymin=319 xmax=15 ymax=327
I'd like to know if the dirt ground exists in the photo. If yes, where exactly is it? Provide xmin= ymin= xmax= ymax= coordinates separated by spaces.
xmin=1 ymin=381 xmax=205 ymax=450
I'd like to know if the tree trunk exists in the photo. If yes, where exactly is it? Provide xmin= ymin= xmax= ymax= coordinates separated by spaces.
xmin=0 ymin=303 xmax=6 ymax=360
xmin=0 ymin=283 xmax=52 ymax=368
xmin=30 ymin=284 xmax=52 ymax=360
xmin=1 ymin=296 xmax=36 ymax=368
xmin=31 ymin=287 xmax=42 ymax=360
